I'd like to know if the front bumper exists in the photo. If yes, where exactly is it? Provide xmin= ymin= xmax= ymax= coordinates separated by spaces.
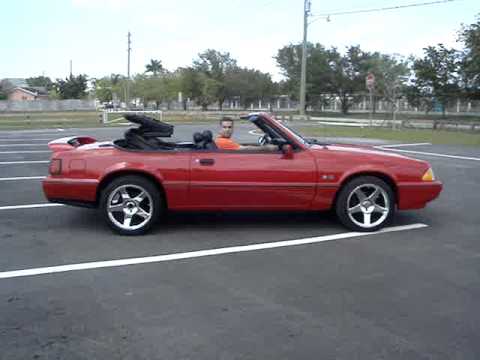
xmin=43 ymin=177 xmax=99 ymax=205
xmin=397 ymin=180 xmax=443 ymax=210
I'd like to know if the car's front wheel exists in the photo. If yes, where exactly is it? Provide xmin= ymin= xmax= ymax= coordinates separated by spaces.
xmin=335 ymin=176 xmax=395 ymax=232
xmin=100 ymin=175 xmax=162 ymax=235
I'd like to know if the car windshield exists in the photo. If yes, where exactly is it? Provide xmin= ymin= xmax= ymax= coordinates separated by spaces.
xmin=274 ymin=119 xmax=310 ymax=147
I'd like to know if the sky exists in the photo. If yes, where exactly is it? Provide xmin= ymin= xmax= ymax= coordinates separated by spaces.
xmin=1 ymin=0 xmax=478 ymax=81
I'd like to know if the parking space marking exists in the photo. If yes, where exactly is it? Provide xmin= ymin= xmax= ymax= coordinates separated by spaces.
xmin=376 ymin=147 xmax=480 ymax=161
xmin=0 ymin=223 xmax=428 ymax=280
xmin=0 ymin=144 xmax=47 ymax=147
xmin=0 ymin=203 xmax=63 ymax=211
xmin=0 ymin=176 xmax=45 ymax=181
xmin=0 ymin=129 xmax=65 ymax=134
xmin=0 ymin=151 xmax=50 ymax=154
xmin=0 ymin=160 xmax=49 ymax=165
xmin=0 ymin=138 xmax=53 ymax=141
xmin=379 ymin=143 xmax=432 ymax=148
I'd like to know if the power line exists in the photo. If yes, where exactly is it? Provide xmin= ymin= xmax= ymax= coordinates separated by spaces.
xmin=310 ymin=0 xmax=459 ymax=20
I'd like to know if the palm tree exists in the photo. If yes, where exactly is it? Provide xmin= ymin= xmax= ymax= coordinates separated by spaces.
xmin=145 ymin=59 xmax=164 ymax=76
xmin=110 ymin=73 xmax=122 ymax=85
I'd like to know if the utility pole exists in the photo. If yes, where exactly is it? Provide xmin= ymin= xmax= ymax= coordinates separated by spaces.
xmin=126 ymin=31 xmax=131 ymax=109
xmin=299 ymin=0 xmax=311 ymax=116
xmin=69 ymin=60 xmax=73 ymax=77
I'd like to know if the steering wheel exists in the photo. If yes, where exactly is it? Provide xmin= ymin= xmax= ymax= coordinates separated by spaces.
xmin=258 ymin=134 xmax=272 ymax=146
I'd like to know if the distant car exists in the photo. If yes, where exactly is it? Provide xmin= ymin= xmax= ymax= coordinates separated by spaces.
xmin=43 ymin=113 xmax=442 ymax=235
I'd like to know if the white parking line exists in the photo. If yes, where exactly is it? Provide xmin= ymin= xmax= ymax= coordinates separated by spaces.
xmin=0 ymin=144 xmax=47 ymax=147
xmin=0 ymin=160 xmax=49 ymax=165
xmin=0 ymin=138 xmax=53 ymax=142
xmin=0 ymin=129 xmax=65 ymax=134
xmin=0 ymin=223 xmax=428 ymax=280
xmin=0 ymin=176 xmax=45 ymax=181
xmin=379 ymin=143 xmax=432 ymax=148
xmin=377 ymin=148 xmax=480 ymax=161
xmin=0 ymin=151 xmax=50 ymax=154
xmin=0 ymin=203 xmax=63 ymax=211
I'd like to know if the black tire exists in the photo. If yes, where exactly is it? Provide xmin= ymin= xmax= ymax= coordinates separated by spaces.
xmin=100 ymin=175 xmax=163 ymax=235
xmin=335 ymin=176 xmax=395 ymax=232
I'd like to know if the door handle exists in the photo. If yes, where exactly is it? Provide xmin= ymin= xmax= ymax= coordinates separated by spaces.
xmin=198 ymin=158 xmax=215 ymax=166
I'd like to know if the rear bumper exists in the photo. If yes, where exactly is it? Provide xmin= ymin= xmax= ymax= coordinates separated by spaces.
xmin=397 ymin=180 xmax=443 ymax=210
xmin=43 ymin=177 xmax=99 ymax=205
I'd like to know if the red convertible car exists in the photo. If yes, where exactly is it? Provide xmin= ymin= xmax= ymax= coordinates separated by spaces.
xmin=43 ymin=113 xmax=442 ymax=235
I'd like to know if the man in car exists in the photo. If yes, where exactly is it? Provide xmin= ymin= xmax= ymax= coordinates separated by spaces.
xmin=215 ymin=117 xmax=241 ymax=150
xmin=215 ymin=117 xmax=277 ymax=151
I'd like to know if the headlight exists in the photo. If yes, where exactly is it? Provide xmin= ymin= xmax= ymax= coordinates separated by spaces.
xmin=422 ymin=168 xmax=435 ymax=181
xmin=49 ymin=158 xmax=62 ymax=175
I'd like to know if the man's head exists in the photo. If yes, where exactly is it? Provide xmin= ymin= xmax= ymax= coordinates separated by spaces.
xmin=219 ymin=117 xmax=234 ymax=138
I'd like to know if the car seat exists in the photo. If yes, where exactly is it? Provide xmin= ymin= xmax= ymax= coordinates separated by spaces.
xmin=193 ymin=130 xmax=217 ymax=150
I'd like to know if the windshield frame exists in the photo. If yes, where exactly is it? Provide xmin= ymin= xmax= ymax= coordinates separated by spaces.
xmin=270 ymin=118 xmax=311 ymax=147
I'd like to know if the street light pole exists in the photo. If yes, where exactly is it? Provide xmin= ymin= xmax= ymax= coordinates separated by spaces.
xmin=126 ymin=31 xmax=131 ymax=109
xmin=299 ymin=0 xmax=310 ymax=116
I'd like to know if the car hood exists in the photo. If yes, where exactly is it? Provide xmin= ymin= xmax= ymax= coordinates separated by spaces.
xmin=309 ymin=143 xmax=426 ymax=165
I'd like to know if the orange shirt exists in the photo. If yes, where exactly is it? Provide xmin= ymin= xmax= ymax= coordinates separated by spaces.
xmin=215 ymin=137 xmax=241 ymax=150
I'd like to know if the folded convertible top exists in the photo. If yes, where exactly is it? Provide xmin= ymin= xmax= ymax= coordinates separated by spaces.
xmin=124 ymin=114 xmax=174 ymax=137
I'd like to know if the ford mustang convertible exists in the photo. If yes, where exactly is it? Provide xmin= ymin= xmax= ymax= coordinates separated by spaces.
xmin=43 ymin=113 xmax=442 ymax=235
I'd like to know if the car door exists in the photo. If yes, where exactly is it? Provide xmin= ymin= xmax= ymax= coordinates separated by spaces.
xmin=188 ymin=148 xmax=317 ymax=210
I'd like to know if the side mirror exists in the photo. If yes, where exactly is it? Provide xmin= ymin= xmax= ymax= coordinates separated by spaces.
xmin=281 ymin=144 xmax=294 ymax=158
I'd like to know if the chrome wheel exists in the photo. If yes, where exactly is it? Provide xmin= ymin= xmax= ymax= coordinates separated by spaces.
xmin=107 ymin=184 xmax=153 ymax=231
xmin=346 ymin=184 xmax=390 ymax=229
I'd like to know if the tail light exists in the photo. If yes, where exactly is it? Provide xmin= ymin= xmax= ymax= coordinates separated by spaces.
xmin=49 ymin=159 xmax=62 ymax=175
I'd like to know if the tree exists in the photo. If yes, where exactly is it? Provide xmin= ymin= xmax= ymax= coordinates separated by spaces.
xmin=26 ymin=76 xmax=53 ymax=91
xmin=164 ymin=72 xmax=182 ymax=109
xmin=145 ymin=59 xmax=164 ymax=76
xmin=143 ymin=77 xmax=167 ymax=109
xmin=411 ymin=44 xmax=461 ymax=116
xmin=109 ymin=74 xmax=126 ymax=103
xmin=196 ymin=74 xmax=221 ymax=110
xmin=224 ymin=67 xmax=275 ymax=109
xmin=48 ymin=88 xmax=61 ymax=100
xmin=364 ymin=53 xmax=410 ymax=115
xmin=93 ymin=77 xmax=114 ymax=103
xmin=54 ymin=74 xmax=89 ymax=99
xmin=177 ymin=67 xmax=202 ymax=110
xmin=276 ymin=43 xmax=375 ymax=114
xmin=324 ymin=46 xmax=370 ymax=114
xmin=458 ymin=14 xmax=480 ymax=98
xmin=275 ymin=43 xmax=332 ymax=102
xmin=193 ymin=49 xmax=238 ymax=109
xmin=132 ymin=72 xmax=179 ymax=109
xmin=132 ymin=74 xmax=149 ymax=107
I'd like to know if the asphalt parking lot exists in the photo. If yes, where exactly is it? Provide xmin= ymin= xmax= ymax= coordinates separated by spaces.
xmin=1 ymin=124 xmax=479 ymax=359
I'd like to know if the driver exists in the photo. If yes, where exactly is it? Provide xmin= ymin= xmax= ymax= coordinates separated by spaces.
xmin=215 ymin=117 xmax=241 ymax=150
xmin=215 ymin=117 xmax=277 ymax=151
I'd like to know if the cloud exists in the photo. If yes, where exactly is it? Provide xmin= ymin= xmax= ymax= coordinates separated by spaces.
xmin=72 ymin=0 xmax=130 ymax=9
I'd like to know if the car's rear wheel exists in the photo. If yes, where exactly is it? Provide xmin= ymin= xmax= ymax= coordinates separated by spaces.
xmin=100 ymin=176 xmax=162 ymax=235
xmin=335 ymin=176 xmax=395 ymax=232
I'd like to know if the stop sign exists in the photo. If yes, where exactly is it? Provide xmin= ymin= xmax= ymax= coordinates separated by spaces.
xmin=366 ymin=73 xmax=375 ymax=90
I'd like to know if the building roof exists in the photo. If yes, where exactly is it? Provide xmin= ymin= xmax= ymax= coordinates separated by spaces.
xmin=11 ymin=87 xmax=48 ymax=97
xmin=25 ymin=86 xmax=48 ymax=95
xmin=1 ymin=78 xmax=28 ymax=88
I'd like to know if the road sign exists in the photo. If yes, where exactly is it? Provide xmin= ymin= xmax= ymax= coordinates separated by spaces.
xmin=366 ymin=73 xmax=375 ymax=90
